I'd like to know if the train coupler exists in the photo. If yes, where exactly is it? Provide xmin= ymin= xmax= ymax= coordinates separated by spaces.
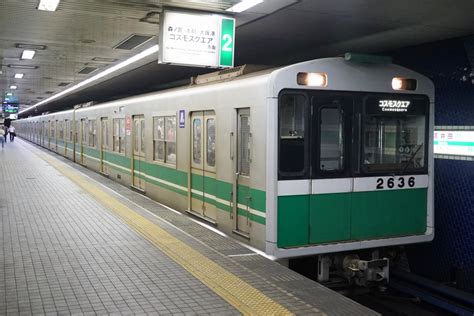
xmin=342 ymin=254 xmax=389 ymax=286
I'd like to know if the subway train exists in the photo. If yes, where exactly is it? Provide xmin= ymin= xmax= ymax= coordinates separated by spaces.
xmin=15 ymin=56 xmax=434 ymax=285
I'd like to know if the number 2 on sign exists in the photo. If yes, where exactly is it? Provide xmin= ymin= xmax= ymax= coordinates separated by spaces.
xmin=222 ymin=34 xmax=233 ymax=52
xmin=376 ymin=177 xmax=415 ymax=189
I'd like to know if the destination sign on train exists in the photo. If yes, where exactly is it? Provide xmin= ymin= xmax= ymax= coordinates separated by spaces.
xmin=365 ymin=97 xmax=428 ymax=115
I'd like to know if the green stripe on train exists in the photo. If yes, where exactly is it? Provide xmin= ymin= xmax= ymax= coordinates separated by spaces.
xmin=277 ymin=188 xmax=428 ymax=248
xmin=82 ymin=147 xmax=266 ymax=224
xmin=191 ymin=173 xmax=265 ymax=213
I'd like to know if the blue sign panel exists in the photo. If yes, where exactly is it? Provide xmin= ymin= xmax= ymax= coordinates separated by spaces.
xmin=3 ymin=103 xmax=19 ymax=114
xmin=179 ymin=110 xmax=185 ymax=128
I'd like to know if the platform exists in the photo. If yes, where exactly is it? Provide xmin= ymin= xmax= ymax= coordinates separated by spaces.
xmin=0 ymin=139 xmax=377 ymax=315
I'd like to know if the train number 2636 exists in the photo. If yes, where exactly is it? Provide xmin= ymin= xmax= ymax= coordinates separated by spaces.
xmin=376 ymin=177 xmax=415 ymax=190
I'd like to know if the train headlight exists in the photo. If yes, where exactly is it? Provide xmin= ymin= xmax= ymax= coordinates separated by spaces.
xmin=297 ymin=72 xmax=327 ymax=87
xmin=392 ymin=77 xmax=417 ymax=91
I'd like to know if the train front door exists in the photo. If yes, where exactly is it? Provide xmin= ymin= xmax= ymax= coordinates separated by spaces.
xmin=233 ymin=108 xmax=252 ymax=236
xmin=190 ymin=111 xmax=217 ymax=222
xmin=132 ymin=115 xmax=145 ymax=191
xmin=309 ymin=94 xmax=353 ymax=244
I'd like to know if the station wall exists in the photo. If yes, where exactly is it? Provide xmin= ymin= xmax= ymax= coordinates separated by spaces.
xmin=391 ymin=35 xmax=474 ymax=290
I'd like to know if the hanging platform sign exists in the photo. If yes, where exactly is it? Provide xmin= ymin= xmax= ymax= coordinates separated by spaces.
xmin=159 ymin=10 xmax=235 ymax=68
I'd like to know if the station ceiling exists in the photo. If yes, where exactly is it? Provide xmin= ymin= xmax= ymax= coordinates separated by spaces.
xmin=1 ymin=0 xmax=474 ymax=117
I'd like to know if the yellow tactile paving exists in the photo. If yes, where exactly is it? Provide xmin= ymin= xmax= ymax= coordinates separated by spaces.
xmin=35 ymin=150 xmax=293 ymax=316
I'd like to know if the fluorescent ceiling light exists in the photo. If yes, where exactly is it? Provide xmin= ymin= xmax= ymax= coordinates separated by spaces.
xmin=37 ymin=0 xmax=60 ymax=11
xmin=226 ymin=0 xmax=264 ymax=13
xmin=21 ymin=50 xmax=36 ymax=60
xmin=14 ymin=73 xmax=24 ymax=79
xmin=6 ymin=93 xmax=13 ymax=96
xmin=10 ymin=85 xmax=17 ymax=90
xmin=20 ymin=45 xmax=159 ymax=115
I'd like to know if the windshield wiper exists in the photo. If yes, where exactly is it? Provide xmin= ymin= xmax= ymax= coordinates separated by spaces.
xmin=401 ymin=143 xmax=424 ymax=174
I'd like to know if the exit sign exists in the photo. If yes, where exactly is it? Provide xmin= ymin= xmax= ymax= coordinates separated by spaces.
xmin=159 ymin=10 xmax=235 ymax=68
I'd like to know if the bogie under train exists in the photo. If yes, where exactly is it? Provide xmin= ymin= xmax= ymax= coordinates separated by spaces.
xmin=16 ymin=57 xmax=434 ymax=285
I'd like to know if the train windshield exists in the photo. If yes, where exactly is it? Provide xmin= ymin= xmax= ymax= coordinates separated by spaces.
xmin=362 ymin=96 xmax=428 ymax=173
xmin=278 ymin=91 xmax=429 ymax=180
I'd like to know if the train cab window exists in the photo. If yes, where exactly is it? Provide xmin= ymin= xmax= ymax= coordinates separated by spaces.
xmin=279 ymin=94 xmax=308 ymax=177
xmin=362 ymin=96 xmax=428 ymax=173
xmin=153 ymin=116 xmax=176 ymax=165
xmin=320 ymin=108 xmax=344 ymax=171
xmin=206 ymin=118 xmax=216 ymax=167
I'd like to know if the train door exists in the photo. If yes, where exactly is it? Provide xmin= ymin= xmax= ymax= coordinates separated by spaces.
xmin=190 ymin=111 xmax=217 ymax=222
xmin=80 ymin=119 xmax=86 ymax=164
xmin=233 ymin=108 xmax=252 ymax=236
xmin=309 ymin=94 xmax=353 ymax=244
xmin=100 ymin=117 xmax=109 ymax=175
xmin=132 ymin=115 xmax=146 ymax=191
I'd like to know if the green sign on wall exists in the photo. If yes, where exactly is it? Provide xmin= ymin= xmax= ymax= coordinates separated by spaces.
xmin=219 ymin=18 xmax=235 ymax=68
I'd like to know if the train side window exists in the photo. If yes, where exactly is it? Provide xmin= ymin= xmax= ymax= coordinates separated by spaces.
xmin=75 ymin=121 xmax=79 ymax=143
xmin=59 ymin=121 xmax=64 ymax=140
xmin=320 ymin=107 xmax=344 ymax=171
xmin=165 ymin=116 xmax=176 ymax=164
xmin=193 ymin=118 xmax=202 ymax=164
xmin=113 ymin=118 xmax=125 ymax=154
xmin=82 ymin=121 xmax=88 ymax=144
xmin=51 ymin=121 xmax=55 ymax=138
xmin=153 ymin=116 xmax=176 ymax=165
xmin=206 ymin=118 xmax=216 ymax=167
xmin=153 ymin=117 xmax=165 ymax=161
xmin=88 ymin=120 xmax=96 ymax=147
xmin=279 ymin=94 xmax=308 ymax=177
xmin=119 ymin=118 xmax=125 ymax=153
xmin=102 ymin=119 xmax=109 ymax=150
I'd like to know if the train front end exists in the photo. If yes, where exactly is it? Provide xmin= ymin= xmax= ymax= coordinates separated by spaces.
xmin=265 ymin=56 xmax=434 ymax=285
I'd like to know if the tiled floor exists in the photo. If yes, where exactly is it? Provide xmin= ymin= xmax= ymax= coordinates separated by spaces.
xmin=0 ymin=141 xmax=237 ymax=315
xmin=0 ymin=139 xmax=377 ymax=315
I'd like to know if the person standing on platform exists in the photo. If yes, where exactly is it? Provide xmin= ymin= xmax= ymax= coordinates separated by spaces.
xmin=0 ymin=125 xmax=5 ymax=149
xmin=8 ymin=125 xmax=15 ymax=142
xmin=3 ymin=125 xmax=7 ymax=142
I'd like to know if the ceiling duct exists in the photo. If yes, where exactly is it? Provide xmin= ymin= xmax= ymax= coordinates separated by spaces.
xmin=78 ymin=66 xmax=98 ymax=74
xmin=113 ymin=34 xmax=154 ymax=50
xmin=92 ymin=57 xmax=118 ymax=63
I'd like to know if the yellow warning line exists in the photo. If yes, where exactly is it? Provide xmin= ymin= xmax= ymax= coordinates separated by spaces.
xmin=35 ymin=150 xmax=293 ymax=315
